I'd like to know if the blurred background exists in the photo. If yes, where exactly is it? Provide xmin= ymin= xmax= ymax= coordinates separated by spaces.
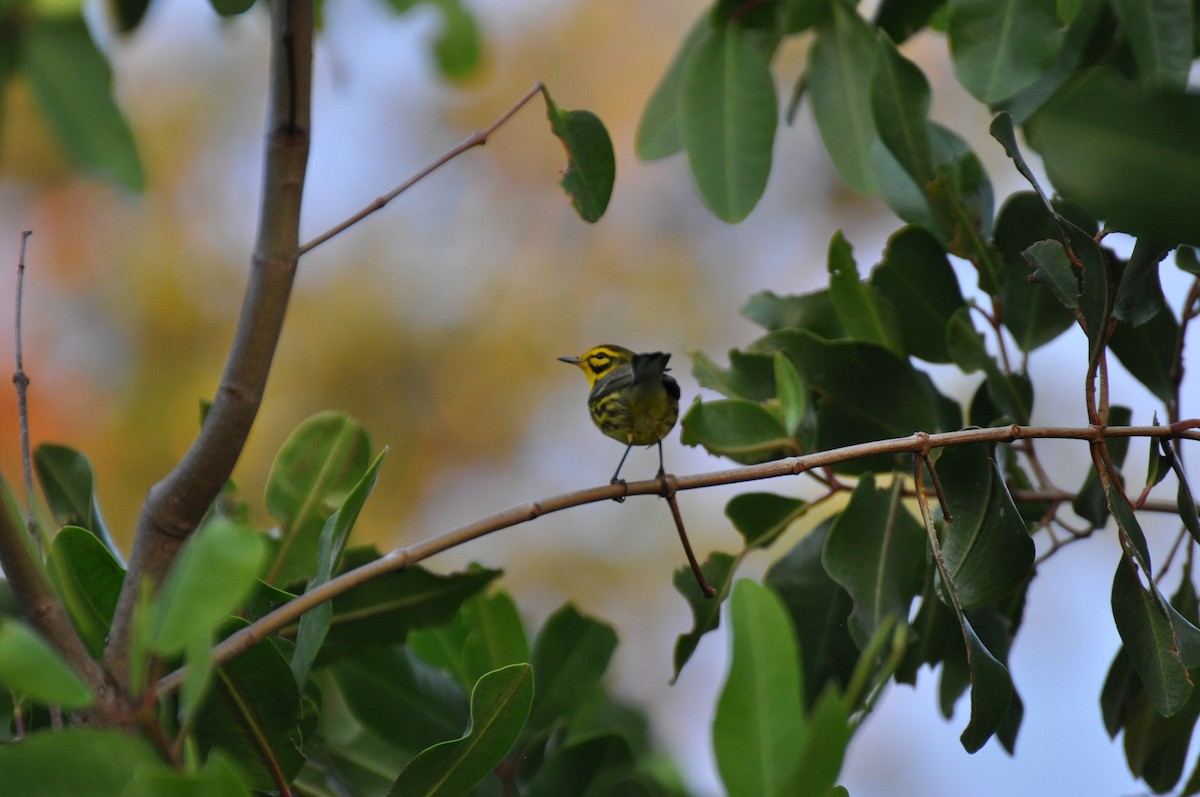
xmin=0 ymin=0 xmax=1194 ymax=794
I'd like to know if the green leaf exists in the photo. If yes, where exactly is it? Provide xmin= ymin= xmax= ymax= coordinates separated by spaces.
xmin=808 ymin=1 xmax=879 ymax=193
xmin=947 ymin=0 xmax=1065 ymax=103
xmin=192 ymin=619 xmax=306 ymax=789
xmin=870 ymin=226 xmax=965 ymax=363
xmin=336 ymin=646 xmax=468 ymax=754
xmin=877 ymin=0 xmax=947 ymax=42
xmin=636 ymin=12 xmax=708 ymax=161
xmin=309 ymin=547 xmax=501 ymax=668
xmin=1026 ymin=68 xmax=1200 ymax=245
xmin=741 ymin=289 xmax=845 ymax=338
xmin=871 ymin=32 xmax=934 ymax=190
xmin=34 ymin=443 xmax=118 ymax=559
xmin=823 ymin=476 xmax=926 ymax=648
xmin=773 ymin=352 xmax=807 ymax=438
xmin=542 ymin=90 xmax=615 ymax=223
xmin=691 ymin=348 xmax=777 ymax=401
xmin=945 ymin=307 xmax=1033 ymax=424
xmin=673 ymin=552 xmax=737 ymax=681
xmin=1111 ymin=557 xmax=1192 ymax=717
xmin=524 ymin=733 xmax=635 ymax=797
xmin=936 ymin=444 xmax=1034 ymax=608
xmin=20 ymin=18 xmax=143 ymax=191
xmin=1145 ymin=432 xmax=1172 ymax=493
xmin=526 ymin=604 xmax=617 ymax=741
xmin=110 ymin=0 xmax=151 ymax=31
xmin=726 ymin=491 xmax=808 ymax=550
xmin=46 ymin=526 xmax=123 ymax=658
xmin=993 ymin=192 xmax=1077 ymax=351
xmin=1022 ymin=239 xmax=1079 ymax=309
xmin=957 ymin=614 xmax=1015 ymax=752
xmin=432 ymin=0 xmax=482 ymax=79
xmin=1114 ymin=238 xmax=1170 ymax=327
xmin=1109 ymin=303 xmax=1179 ymax=405
xmin=125 ymin=751 xmax=252 ymax=797
xmin=389 ymin=664 xmax=533 ymax=797
xmin=681 ymin=398 xmax=795 ymax=464
xmin=1110 ymin=0 xmax=1193 ymax=90
xmin=210 ymin=0 xmax=254 ymax=15
xmin=292 ymin=450 xmax=386 ymax=684
xmin=827 ymin=231 xmax=903 ymax=353
xmin=713 ymin=580 xmax=805 ymax=797
xmin=999 ymin=0 xmax=1106 ymax=123
xmin=0 ymin=729 xmax=162 ymax=796
xmin=1072 ymin=407 xmax=1134 ymax=529
xmin=144 ymin=519 xmax=266 ymax=656
xmin=758 ymin=330 xmax=960 ymax=472
xmin=408 ymin=588 xmax=530 ymax=694
xmin=265 ymin=411 xmax=371 ymax=585
xmin=679 ymin=23 xmax=778 ymax=221
xmin=0 ymin=619 xmax=93 ymax=708
xmin=767 ymin=521 xmax=860 ymax=711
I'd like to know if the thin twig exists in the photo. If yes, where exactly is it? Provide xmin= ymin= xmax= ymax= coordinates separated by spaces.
xmin=155 ymin=421 xmax=1200 ymax=697
xmin=660 ymin=475 xmax=715 ymax=598
xmin=12 ymin=231 xmax=43 ymax=554
xmin=299 ymin=82 xmax=547 ymax=256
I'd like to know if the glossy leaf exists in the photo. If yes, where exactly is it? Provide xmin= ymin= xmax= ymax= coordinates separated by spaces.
xmin=636 ymin=12 xmax=708 ymax=161
xmin=757 ymin=330 xmax=960 ymax=472
xmin=714 ymin=580 xmax=805 ymax=797
xmin=871 ymin=33 xmax=934 ymax=191
xmin=125 ymin=752 xmax=251 ymax=797
xmin=336 ymin=646 xmax=468 ymax=754
xmin=292 ymin=450 xmax=387 ymax=684
xmin=389 ymin=664 xmax=533 ymax=797
xmin=992 ymin=192 xmax=1077 ymax=351
xmin=691 ymin=348 xmax=777 ymax=401
xmin=945 ymin=307 xmax=1032 ymax=424
xmin=525 ymin=733 xmax=634 ymax=797
xmin=1022 ymin=239 xmax=1079 ymax=309
xmin=1026 ymin=68 xmax=1200 ymax=245
xmin=1114 ymin=238 xmax=1170 ymax=327
xmin=20 ymin=18 xmax=144 ymax=191
xmin=1110 ymin=0 xmax=1193 ymax=90
xmin=0 ymin=620 xmax=93 ymax=708
xmin=877 ymin=0 xmax=946 ymax=42
xmin=808 ymin=1 xmax=879 ymax=193
xmin=766 ymin=521 xmax=859 ymax=709
xmin=46 ymin=526 xmax=123 ymax=658
xmin=957 ymin=614 xmax=1015 ymax=752
xmin=679 ymin=22 xmax=777 ymax=222
xmin=0 ymin=729 xmax=162 ymax=796
xmin=741 ymin=289 xmax=845 ymax=338
xmin=827 ymin=231 xmax=903 ymax=353
xmin=823 ymin=476 xmax=926 ymax=648
xmin=265 ymin=411 xmax=371 ymax=586
xmin=1109 ymin=304 xmax=1180 ymax=405
xmin=680 ymin=398 xmax=795 ymax=464
xmin=870 ymin=225 xmax=965 ymax=363
xmin=936 ymin=444 xmax=1034 ymax=608
xmin=726 ymin=491 xmax=808 ymax=550
xmin=1111 ymin=558 xmax=1191 ymax=717
xmin=543 ymin=90 xmax=615 ymax=223
xmin=34 ymin=444 xmax=118 ymax=559
xmin=144 ymin=520 xmax=265 ymax=656
xmin=526 ymin=604 xmax=617 ymax=741
xmin=673 ymin=552 xmax=736 ymax=680
xmin=408 ymin=588 xmax=530 ymax=694
xmin=309 ymin=547 xmax=501 ymax=668
xmin=773 ymin=352 xmax=807 ymax=437
xmin=193 ymin=618 xmax=305 ymax=788
xmin=947 ymin=0 xmax=1064 ymax=103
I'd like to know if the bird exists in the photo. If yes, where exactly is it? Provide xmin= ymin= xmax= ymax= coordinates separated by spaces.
xmin=558 ymin=344 xmax=681 ymax=484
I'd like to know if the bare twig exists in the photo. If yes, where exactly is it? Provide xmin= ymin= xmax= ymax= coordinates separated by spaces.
xmin=156 ymin=421 xmax=1200 ymax=697
xmin=660 ymin=475 xmax=715 ymax=598
xmin=12 ymin=231 xmax=45 ymax=555
xmin=104 ymin=0 xmax=315 ymax=685
xmin=299 ymin=82 xmax=547 ymax=256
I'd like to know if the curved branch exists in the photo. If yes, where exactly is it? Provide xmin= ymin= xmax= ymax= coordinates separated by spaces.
xmin=156 ymin=421 xmax=1200 ymax=697
xmin=104 ymin=0 xmax=314 ymax=684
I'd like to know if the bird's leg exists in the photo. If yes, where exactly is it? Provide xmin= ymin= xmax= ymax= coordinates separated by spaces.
xmin=656 ymin=440 xmax=670 ymax=497
xmin=610 ymin=443 xmax=633 ymax=503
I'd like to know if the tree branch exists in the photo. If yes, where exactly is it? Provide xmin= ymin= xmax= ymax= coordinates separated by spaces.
xmin=156 ymin=420 xmax=1200 ymax=697
xmin=104 ymin=0 xmax=314 ymax=685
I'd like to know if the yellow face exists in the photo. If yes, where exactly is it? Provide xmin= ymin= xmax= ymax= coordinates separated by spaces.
xmin=558 ymin=344 xmax=634 ymax=388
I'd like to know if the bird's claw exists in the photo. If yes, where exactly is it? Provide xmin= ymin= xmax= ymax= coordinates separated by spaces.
xmin=610 ymin=477 xmax=628 ymax=503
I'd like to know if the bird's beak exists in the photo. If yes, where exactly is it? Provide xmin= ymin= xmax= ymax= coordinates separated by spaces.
xmin=557 ymin=356 xmax=582 ymax=365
